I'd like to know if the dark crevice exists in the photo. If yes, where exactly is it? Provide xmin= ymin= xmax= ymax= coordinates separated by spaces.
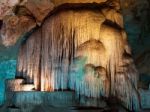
xmin=14 ymin=5 xmax=37 ymax=22
xmin=42 ymin=2 xmax=118 ymax=26
xmin=103 ymin=19 xmax=123 ymax=31
xmin=0 ymin=20 xmax=3 ymax=30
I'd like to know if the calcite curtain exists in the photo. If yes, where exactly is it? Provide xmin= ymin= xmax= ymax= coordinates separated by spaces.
xmin=0 ymin=0 xmax=140 ymax=111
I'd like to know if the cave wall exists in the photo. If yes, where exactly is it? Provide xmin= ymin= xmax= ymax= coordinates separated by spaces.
xmin=121 ymin=0 xmax=150 ymax=76
xmin=0 ymin=0 xmax=149 ymax=75
xmin=0 ymin=0 xmax=149 ymax=109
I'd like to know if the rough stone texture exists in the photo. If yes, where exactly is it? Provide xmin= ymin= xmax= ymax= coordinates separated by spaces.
xmin=0 ymin=0 xmax=118 ymax=21
xmin=2 ymin=90 xmax=126 ymax=112
xmin=135 ymin=50 xmax=150 ymax=76
xmin=1 ymin=91 xmax=131 ymax=112
xmin=6 ymin=79 xmax=25 ymax=91
xmin=6 ymin=79 xmax=35 ymax=92
xmin=1 ymin=15 xmax=36 ymax=46
xmin=122 ymin=2 xmax=150 ymax=107
xmin=0 ymin=0 xmax=149 ymax=111
xmin=5 ymin=91 xmax=107 ymax=109
xmin=22 ymin=0 xmax=54 ymax=24
xmin=2 ymin=1 xmax=140 ymax=111
xmin=0 ymin=0 xmax=19 ymax=20
xmin=139 ymin=89 xmax=150 ymax=109
xmin=0 ymin=0 xmax=120 ymax=46
xmin=121 ymin=0 xmax=150 ymax=77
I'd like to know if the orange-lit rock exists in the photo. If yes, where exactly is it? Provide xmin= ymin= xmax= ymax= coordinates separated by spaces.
xmin=22 ymin=0 xmax=54 ymax=24
xmin=1 ymin=15 xmax=36 ymax=46
xmin=1 ymin=0 xmax=140 ymax=111
xmin=0 ymin=0 xmax=19 ymax=20
xmin=0 ymin=0 xmax=122 ymax=47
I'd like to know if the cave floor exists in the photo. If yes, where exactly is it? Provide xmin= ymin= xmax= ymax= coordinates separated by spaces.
xmin=1 ymin=101 xmax=150 ymax=112
xmin=0 ymin=91 xmax=128 ymax=112
xmin=0 ymin=104 xmax=127 ymax=112
xmin=0 ymin=91 xmax=150 ymax=112
xmin=1 ymin=104 xmax=150 ymax=112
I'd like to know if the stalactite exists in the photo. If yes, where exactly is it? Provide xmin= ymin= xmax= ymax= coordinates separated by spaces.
xmin=15 ymin=8 xmax=140 ymax=111
xmin=0 ymin=0 xmax=139 ymax=111
xmin=17 ymin=29 xmax=42 ymax=90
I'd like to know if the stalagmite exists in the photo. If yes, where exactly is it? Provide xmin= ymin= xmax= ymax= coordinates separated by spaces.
xmin=0 ymin=0 xmax=140 ymax=111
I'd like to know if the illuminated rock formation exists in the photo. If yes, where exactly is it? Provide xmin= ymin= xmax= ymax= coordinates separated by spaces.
xmin=0 ymin=0 xmax=140 ymax=111
xmin=1 ymin=15 xmax=36 ymax=46
xmin=0 ymin=0 xmax=19 ymax=20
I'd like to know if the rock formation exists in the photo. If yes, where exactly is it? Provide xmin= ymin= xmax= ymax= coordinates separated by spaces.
xmin=121 ymin=0 xmax=150 ymax=85
xmin=0 ymin=0 xmax=19 ymax=20
xmin=0 ymin=0 xmax=140 ymax=111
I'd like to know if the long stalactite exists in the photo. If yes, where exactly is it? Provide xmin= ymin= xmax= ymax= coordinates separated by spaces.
xmin=16 ymin=8 xmax=139 ymax=111
xmin=1 ymin=0 xmax=140 ymax=111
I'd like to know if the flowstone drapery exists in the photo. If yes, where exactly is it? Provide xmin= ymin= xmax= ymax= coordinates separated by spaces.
xmin=0 ymin=0 xmax=140 ymax=111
